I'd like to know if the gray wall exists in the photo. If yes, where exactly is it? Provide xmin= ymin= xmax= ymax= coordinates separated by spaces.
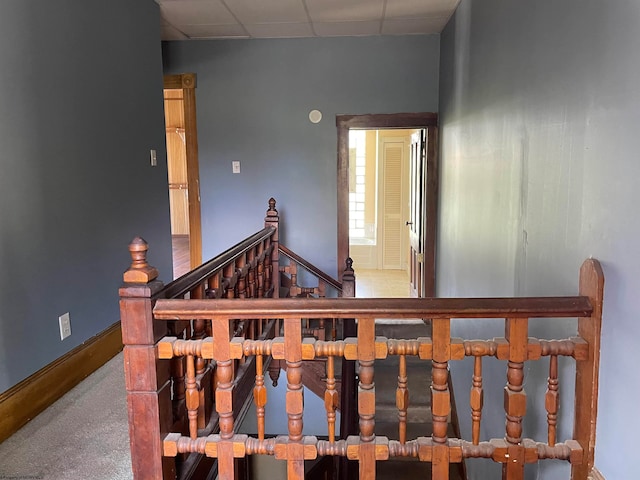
xmin=439 ymin=1 xmax=640 ymax=478
xmin=0 ymin=0 xmax=172 ymax=392
xmin=162 ymin=36 xmax=440 ymax=277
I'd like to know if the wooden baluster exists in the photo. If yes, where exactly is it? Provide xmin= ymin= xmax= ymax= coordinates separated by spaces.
xmin=120 ymin=238 xmax=175 ymax=479
xmin=285 ymin=317 xmax=305 ymax=478
xmin=254 ymin=353 xmax=267 ymax=440
xmin=247 ymin=248 xmax=256 ymax=298
xmin=470 ymin=356 xmax=483 ymax=445
xmin=503 ymin=317 xmax=528 ymax=480
xmin=224 ymin=263 xmax=236 ymax=299
xmin=264 ymin=197 xmax=279 ymax=298
xmin=263 ymin=238 xmax=272 ymax=296
xmin=236 ymin=254 xmax=247 ymax=299
xmin=185 ymin=354 xmax=199 ymax=439
xmin=358 ymin=316 xmax=376 ymax=478
xmin=325 ymin=355 xmax=338 ymax=443
xmin=190 ymin=283 xmax=208 ymax=429
xmin=318 ymin=279 xmax=326 ymax=298
xmin=256 ymin=242 xmax=265 ymax=298
xmin=431 ymin=318 xmax=451 ymax=479
xmin=171 ymin=355 xmax=186 ymax=427
xmin=546 ymin=355 xmax=558 ymax=446
xmin=397 ymin=354 xmax=408 ymax=444
xmin=213 ymin=317 xmax=235 ymax=479
xmin=268 ymin=358 xmax=281 ymax=387
xmin=290 ymin=262 xmax=299 ymax=297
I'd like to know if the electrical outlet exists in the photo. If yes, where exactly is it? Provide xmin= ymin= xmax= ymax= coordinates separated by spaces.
xmin=232 ymin=161 xmax=240 ymax=174
xmin=59 ymin=312 xmax=71 ymax=340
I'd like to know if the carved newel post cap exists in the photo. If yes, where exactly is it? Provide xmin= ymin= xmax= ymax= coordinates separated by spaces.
xmin=266 ymin=198 xmax=278 ymax=215
xmin=345 ymin=257 xmax=354 ymax=272
xmin=123 ymin=237 xmax=159 ymax=284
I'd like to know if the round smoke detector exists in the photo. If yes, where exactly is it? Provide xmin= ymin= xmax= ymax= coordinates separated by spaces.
xmin=308 ymin=109 xmax=322 ymax=124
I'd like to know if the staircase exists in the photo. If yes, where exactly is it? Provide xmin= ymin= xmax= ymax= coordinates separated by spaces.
xmin=374 ymin=321 xmax=465 ymax=480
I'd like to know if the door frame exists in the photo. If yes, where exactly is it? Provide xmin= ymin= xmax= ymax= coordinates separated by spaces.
xmin=336 ymin=112 xmax=438 ymax=296
xmin=164 ymin=73 xmax=202 ymax=268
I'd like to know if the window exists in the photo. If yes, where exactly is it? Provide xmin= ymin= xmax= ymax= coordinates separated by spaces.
xmin=348 ymin=130 xmax=366 ymax=238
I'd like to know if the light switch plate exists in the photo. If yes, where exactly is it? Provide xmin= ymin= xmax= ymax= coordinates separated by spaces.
xmin=232 ymin=161 xmax=240 ymax=174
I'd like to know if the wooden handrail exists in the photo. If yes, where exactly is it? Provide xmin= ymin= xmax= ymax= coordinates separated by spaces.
xmin=162 ymin=226 xmax=276 ymax=299
xmin=153 ymin=296 xmax=593 ymax=320
xmin=278 ymin=244 xmax=342 ymax=292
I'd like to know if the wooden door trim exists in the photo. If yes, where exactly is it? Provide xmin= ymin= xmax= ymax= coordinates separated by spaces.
xmin=164 ymin=73 xmax=202 ymax=268
xmin=336 ymin=113 xmax=438 ymax=296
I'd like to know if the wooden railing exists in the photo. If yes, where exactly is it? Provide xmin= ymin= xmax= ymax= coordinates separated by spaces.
xmin=120 ymin=199 xmax=281 ymax=479
xmin=153 ymin=271 xmax=603 ymax=480
xmin=120 ymin=199 xmax=603 ymax=480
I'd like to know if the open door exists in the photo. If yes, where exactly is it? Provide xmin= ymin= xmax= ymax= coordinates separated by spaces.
xmin=408 ymin=129 xmax=426 ymax=297
xmin=164 ymin=74 xmax=202 ymax=272
xmin=337 ymin=114 xmax=438 ymax=295
xmin=408 ymin=126 xmax=438 ymax=297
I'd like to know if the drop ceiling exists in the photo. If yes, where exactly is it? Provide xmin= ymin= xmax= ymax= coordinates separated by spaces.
xmin=157 ymin=0 xmax=460 ymax=40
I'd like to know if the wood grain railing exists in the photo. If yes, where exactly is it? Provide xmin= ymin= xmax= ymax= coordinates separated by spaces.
xmin=147 ymin=259 xmax=603 ymax=480
xmin=120 ymin=198 xmax=281 ymax=480
xmin=278 ymin=244 xmax=345 ymax=341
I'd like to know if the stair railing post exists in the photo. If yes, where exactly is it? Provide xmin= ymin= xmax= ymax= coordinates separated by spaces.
xmin=119 ymin=237 xmax=175 ymax=479
xmin=265 ymin=197 xmax=280 ymax=298
xmin=339 ymin=258 xmax=358 ymax=480
xmin=572 ymin=259 xmax=604 ymax=480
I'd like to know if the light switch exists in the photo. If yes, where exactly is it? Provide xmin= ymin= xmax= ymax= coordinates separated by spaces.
xmin=150 ymin=149 xmax=157 ymax=167
xmin=232 ymin=161 xmax=240 ymax=174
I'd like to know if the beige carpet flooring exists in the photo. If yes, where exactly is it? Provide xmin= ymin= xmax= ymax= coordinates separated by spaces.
xmin=0 ymin=352 xmax=132 ymax=480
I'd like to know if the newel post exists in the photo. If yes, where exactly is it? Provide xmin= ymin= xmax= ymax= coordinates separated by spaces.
xmin=265 ymin=198 xmax=280 ymax=298
xmin=572 ymin=259 xmax=604 ymax=480
xmin=119 ymin=237 xmax=175 ymax=479
xmin=339 ymin=258 xmax=359 ymax=480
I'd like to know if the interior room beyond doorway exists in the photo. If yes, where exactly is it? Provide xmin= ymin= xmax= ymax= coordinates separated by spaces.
xmin=348 ymin=128 xmax=416 ymax=296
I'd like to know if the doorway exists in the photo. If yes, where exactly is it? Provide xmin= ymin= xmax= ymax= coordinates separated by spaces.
xmin=348 ymin=129 xmax=414 ymax=297
xmin=163 ymin=73 xmax=202 ymax=278
xmin=337 ymin=113 xmax=438 ymax=297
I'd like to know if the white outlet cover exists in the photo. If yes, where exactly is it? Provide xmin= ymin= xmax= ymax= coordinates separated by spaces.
xmin=232 ymin=161 xmax=241 ymax=173
xmin=59 ymin=312 xmax=71 ymax=340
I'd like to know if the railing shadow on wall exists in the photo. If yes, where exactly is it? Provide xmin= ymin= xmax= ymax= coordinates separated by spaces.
xmin=120 ymin=198 xmax=604 ymax=480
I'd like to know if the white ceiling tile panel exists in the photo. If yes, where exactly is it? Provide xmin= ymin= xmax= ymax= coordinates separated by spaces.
xmin=180 ymin=24 xmax=249 ymax=38
xmin=157 ymin=0 xmax=459 ymax=39
xmin=381 ymin=17 xmax=448 ymax=35
xmin=225 ymin=0 xmax=309 ymax=24
xmin=384 ymin=0 xmax=460 ymax=19
xmin=161 ymin=24 xmax=189 ymax=40
xmin=159 ymin=0 xmax=237 ymax=25
xmin=305 ymin=0 xmax=384 ymax=22
xmin=244 ymin=23 xmax=315 ymax=38
xmin=313 ymin=21 xmax=381 ymax=36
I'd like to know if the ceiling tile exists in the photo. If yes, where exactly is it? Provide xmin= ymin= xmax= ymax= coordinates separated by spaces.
xmin=159 ymin=0 xmax=237 ymax=25
xmin=313 ymin=21 xmax=381 ymax=37
xmin=244 ymin=23 xmax=315 ymax=38
xmin=384 ymin=0 xmax=460 ymax=19
xmin=180 ymin=24 xmax=249 ymax=38
xmin=161 ymin=24 xmax=189 ymax=40
xmin=225 ymin=0 xmax=309 ymax=24
xmin=306 ymin=0 xmax=384 ymax=22
xmin=381 ymin=17 xmax=447 ymax=35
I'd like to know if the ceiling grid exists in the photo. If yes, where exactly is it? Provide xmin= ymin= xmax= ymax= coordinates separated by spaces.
xmin=156 ymin=0 xmax=460 ymax=40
